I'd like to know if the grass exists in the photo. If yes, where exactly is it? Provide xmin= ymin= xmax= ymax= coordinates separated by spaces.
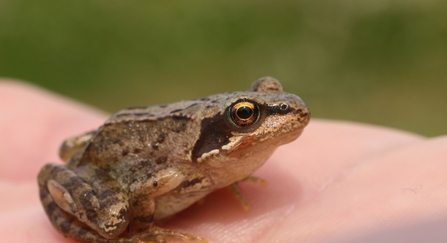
xmin=1 ymin=0 xmax=446 ymax=136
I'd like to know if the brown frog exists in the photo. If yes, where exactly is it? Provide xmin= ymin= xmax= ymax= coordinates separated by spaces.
xmin=38 ymin=77 xmax=310 ymax=243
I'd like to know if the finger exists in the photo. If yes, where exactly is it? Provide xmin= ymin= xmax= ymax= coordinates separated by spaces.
xmin=0 ymin=79 xmax=107 ymax=181
xmin=255 ymin=135 xmax=447 ymax=243
xmin=266 ymin=119 xmax=425 ymax=194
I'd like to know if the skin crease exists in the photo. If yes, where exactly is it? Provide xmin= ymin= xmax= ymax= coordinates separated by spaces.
xmin=1 ymin=79 xmax=447 ymax=243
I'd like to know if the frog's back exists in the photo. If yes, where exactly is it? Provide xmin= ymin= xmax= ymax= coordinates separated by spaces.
xmin=72 ymin=103 xmax=205 ymax=169
xmin=71 ymin=93 xmax=238 ymax=169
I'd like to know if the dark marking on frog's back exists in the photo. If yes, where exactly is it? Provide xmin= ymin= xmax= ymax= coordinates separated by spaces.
xmin=195 ymin=97 xmax=210 ymax=102
xmin=170 ymin=109 xmax=183 ymax=114
xmin=191 ymin=113 xmax=231 ymax=162
xmin=156 ymin=156 xmax=167 ymax=164
xmin=184 ymin=103 xmax=199 ymax=109
xmin=157 ymin=133 xmax=165 ymax=143
xmin=115 ymin=112 xmax=156 ymax=118
xmin=124 ymin=106 xmax=149 ymax=110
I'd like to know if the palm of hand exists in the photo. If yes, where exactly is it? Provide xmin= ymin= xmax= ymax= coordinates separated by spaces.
xmin=0 ymin=80 xmax=446 ymax=243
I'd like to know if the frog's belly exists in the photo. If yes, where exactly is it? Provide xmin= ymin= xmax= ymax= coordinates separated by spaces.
xmin=154 ymin=191 xmax=210 ymax=221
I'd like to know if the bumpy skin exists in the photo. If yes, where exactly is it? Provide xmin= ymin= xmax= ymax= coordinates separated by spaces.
xmin=37 ymin=77 xmax=310 ymax=243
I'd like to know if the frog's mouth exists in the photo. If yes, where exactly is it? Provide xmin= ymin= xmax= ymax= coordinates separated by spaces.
xmin=258 ymin=108 xmax=309 ymax=139
xmin=222 ymin=125 xmax=306 ymax=158
xmin=270 ymin=127 xmax=306 ymax=146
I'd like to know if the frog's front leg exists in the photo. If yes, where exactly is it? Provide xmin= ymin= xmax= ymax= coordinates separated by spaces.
xmin=228 ymin=176 xmax=267 ymax=211
xmin=124 ymin=167 xmax=209 ymax=243
xmin=59 ymin=131 xmax=96 ymax=162
xmin=38 ymin=163 xmax=130 ymax=241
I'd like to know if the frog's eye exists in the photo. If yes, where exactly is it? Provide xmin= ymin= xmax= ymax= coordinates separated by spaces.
xmin=229 ymin=101 xmax=260 ymax=127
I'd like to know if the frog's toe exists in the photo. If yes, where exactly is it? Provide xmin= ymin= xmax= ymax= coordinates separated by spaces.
xmin=228 ymin=176 xmax=267 ymax=211
xmin=241 ymin=176 xmax=267 ymax=186
xmin=133 ymin=227 xmax=207 ymax=243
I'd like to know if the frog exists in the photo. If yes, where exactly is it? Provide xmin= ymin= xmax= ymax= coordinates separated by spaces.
xmin=38 ymin=77 xmax=310 ymax=243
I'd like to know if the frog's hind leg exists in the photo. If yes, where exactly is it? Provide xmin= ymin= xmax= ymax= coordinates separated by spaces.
xmin=38 ymin=163 xmax=130 ymax=242
xmin=38 ymin=164 xmax=208 ymax=243
xmin=37 ymin=197 xmax=104 ymax=243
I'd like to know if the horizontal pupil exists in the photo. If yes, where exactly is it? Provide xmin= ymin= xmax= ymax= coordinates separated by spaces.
xmin=237 ymin=106 xmax=253 ymax=119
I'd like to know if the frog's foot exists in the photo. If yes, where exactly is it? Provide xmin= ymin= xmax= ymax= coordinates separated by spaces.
xmin=228 ymin=176 xmax=267 ymax=211
xmin=240 ymin=176 xmax=267 ymax=186
xmin=130 ymin=227 xmax=208 ymax=243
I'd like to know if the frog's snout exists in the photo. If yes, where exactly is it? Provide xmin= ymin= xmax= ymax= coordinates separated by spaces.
xmin=298 ymin=107 xmax=311 ymax=126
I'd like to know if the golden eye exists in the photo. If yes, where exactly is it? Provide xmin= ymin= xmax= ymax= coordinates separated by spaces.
xmin=230 ymin=101 xmax=259 ymax=127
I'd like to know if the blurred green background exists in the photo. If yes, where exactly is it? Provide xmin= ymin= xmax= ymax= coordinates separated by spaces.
xmin=1 ymin=0 xmax=446 ymax=136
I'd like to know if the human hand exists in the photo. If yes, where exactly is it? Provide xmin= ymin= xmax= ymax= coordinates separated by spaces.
xmin=1 ymin=79 xmax=446 ymax=243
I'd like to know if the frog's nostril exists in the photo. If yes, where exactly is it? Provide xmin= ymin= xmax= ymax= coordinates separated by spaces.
xmin=279 ymin=103 xmax=289 ymax=111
